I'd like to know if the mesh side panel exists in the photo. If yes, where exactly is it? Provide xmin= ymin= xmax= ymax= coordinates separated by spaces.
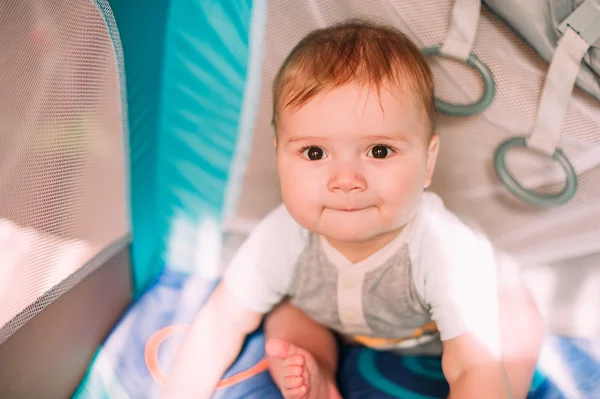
xmin=0 ymin=0 xmax=128 ymax=341
xmin=230 ymin=0 xmax=600 ymax=266
xmin=423 ymin=6 xmax=600 ymax=263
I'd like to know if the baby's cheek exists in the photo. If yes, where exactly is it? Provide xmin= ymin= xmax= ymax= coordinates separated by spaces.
xmin=280 ymin=186 xmax=320 ymax=232
xmin=377 ymin=172 xmax=423 ymax=219
xmin=280 ymin=168 xmax=319 ymax=210
xmin=281 ymin=167 xmax=308 ymax=194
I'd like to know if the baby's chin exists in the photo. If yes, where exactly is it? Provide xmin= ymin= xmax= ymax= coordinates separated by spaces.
xmin=311 ymin=213 xmax=390 ymax=243
xmin=318 ymin=228 xmax=380 ymax=244
xmin=287 ymin=205 xmax=403 ymax=243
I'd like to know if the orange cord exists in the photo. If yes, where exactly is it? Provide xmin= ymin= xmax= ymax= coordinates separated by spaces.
xmin=144 ymin=325 xmax=269 ymax=389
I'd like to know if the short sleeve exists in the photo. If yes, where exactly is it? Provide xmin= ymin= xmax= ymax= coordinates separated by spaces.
xmin=223 ymin=203 xmax=307 ymax=314
xmin=411 ymin=193 xmax=501 ymax=355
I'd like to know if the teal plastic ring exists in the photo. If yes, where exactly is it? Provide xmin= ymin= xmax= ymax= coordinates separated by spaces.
xmin=421 ymin=45 xmax=496 ymax=116
xmin=493 ymin=136 xmax=578 ymax=207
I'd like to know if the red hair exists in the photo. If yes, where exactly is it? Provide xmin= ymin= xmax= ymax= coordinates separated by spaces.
xmin=272 ymin=20 xmax=436 ymax=135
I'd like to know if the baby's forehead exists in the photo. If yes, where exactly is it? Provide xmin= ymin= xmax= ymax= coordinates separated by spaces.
xmin=278 ymin=83 xmax=427 ymax=135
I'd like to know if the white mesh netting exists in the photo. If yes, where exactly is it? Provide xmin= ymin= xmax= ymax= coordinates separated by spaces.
xmin=226 ymin=0 xmax=600 ymax=334
xmin=231 ymin=0 xmax=600 ymax=263
xmin=0 ymin=0 xmax=129 ymax=342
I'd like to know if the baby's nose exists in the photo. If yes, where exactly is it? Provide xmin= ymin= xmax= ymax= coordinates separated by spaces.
xmin=328 ymin=170 xmax=367 ymax=192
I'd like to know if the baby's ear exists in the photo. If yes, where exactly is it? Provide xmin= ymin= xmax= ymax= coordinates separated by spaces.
xmin=424 ymin=134 xmax=440 ymax=188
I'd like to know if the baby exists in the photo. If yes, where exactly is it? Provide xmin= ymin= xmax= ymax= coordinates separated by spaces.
xmin=164 ymin=20 xmax=544 ymax=399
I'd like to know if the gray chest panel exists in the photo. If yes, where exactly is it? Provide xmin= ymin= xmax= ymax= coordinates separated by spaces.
xmin=287 ymin=233 xmax=434 ymax=341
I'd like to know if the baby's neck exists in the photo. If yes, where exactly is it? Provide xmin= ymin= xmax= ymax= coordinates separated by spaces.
xmin=324 ymin=227 xmax=404 ymax=264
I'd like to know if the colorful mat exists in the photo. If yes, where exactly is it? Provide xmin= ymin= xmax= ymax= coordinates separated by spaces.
xmin=75 ymin=268 xmax=600 ymax=398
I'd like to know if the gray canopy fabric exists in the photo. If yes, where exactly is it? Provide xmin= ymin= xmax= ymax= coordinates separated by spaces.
xmin=485 ymin=0 xmax=600 ymax=101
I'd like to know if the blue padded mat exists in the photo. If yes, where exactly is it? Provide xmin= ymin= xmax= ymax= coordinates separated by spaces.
xmin=77 ymin=268 xmax=600 ymax=398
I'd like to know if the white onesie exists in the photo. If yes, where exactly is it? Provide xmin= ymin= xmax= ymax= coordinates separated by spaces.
xmin=223 ymin=192 xmax=501 ymax=355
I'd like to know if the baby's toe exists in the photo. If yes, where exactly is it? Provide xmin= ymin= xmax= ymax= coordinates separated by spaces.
xmin=283 ymin=355 xmax=304 ymax=367
xmin=283 ymin=385 xmax=308 ymax=399
xmin=283 ymin=375 xmax=305 ymax=389
xmin=283 ymin=365 xmax=303 ymax=377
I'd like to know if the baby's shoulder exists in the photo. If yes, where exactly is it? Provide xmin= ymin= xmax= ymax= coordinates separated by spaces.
xmin=413 ymin=192 xmax=474 ymax=239
xmin=410 ymin=192 xmax=494 ymax=261
xmin=242 ymin=203 xmax=310 ymax=256
xmin=223 ymin=204 xmax=310 ymax=313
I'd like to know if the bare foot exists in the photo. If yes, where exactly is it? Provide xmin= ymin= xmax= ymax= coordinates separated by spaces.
xmin=265 ymin=338 xmax=342 ymax=399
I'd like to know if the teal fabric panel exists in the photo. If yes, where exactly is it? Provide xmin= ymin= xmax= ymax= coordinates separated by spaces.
xmin=484 ymin=0 xmax=600 ymax=102
xmin=108 ymin=0 xmax=171 ymax=296
xmin=76 ymin=0 xmax=162 ymax=395
xmin=157 ymin=0 xmax=254 ymax=273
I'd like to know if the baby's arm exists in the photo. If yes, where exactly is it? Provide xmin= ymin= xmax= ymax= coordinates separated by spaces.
xmin=163 ymin=282 xmax=263 ymax=399
xmin=416 ymin=194 xmax=510 ymax=397
xmin=163 ymin=204 xmax=303 ymax=398
xmin=442 ymin=332 xmax=510 ymax=398
xmin=424 ymin=238 xmax=510 ymax=398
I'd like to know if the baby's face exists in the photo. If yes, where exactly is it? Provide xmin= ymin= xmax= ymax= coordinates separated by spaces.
xmin=276 ymin=83 xmax=438 ymax=244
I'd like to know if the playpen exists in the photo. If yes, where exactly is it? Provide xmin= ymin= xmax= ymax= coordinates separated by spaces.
xmin=1 ymin=0 xmax=599 ymax=397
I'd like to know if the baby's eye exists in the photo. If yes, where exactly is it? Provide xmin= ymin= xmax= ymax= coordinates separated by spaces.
xmin=302 ymin=146 xmax=327 ymax=161
xmin=367 ymin=145 xmax=393 ymax=159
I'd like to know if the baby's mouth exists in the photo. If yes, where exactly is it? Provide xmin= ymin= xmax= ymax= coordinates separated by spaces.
xmin=330 ymin=206 xmax=372 ymax=212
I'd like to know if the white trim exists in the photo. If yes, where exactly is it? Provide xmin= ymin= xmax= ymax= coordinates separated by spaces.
xmin=440 ymin=0 xmax=481 ymax=61
xmin=320 ymin=219 xmax=412 ymax=274
xmin=337 ymin=272 xmax=371 ymax=334
xmin=527 ymin=28 xmax=592 ymax=155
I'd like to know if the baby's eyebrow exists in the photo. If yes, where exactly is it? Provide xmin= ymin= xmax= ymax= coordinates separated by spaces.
xmin=286 ymin=136 xmax=327 ymax=144
xmin=364 ymin=134 xmax=409 ymax=143
xmin=283 ymin=134 xmax=409 ymax=146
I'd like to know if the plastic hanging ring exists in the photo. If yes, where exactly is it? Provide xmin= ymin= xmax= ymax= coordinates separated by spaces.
xmin=421 ymin=45 xmax=496 ymax=116
xmin=493 ymin=136 xmax=578 ymax=207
